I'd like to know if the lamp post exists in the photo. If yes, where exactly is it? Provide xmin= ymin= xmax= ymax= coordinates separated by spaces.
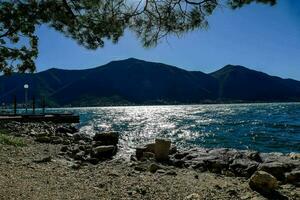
xmin=24 ymin=84 xmax=29 ymax=114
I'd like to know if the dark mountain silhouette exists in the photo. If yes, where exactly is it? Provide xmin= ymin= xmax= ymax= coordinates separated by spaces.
xmin=211 ymin=65 xmax=300 ymax=101
xmin=0 ymin=58 xmax=300 ymax=107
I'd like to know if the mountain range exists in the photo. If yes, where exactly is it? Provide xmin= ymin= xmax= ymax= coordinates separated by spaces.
xmin=1 ymin=58 xmax=300 ymax=107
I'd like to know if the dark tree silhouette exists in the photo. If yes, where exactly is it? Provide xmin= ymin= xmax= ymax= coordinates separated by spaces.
xmin=0 ymin=0 xmax=276 ymax=74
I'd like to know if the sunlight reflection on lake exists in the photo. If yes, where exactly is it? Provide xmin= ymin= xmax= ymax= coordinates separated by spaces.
xmin=49 ymin=103 xmax=300 ymax=155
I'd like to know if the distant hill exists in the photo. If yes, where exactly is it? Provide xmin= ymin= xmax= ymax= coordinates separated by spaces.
xmin=0 ymin=58 xmax=300 ymax=107
xmin=211 ymin=65 xmax=300 ymax=102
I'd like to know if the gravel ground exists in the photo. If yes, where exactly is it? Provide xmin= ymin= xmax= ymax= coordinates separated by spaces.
xmin=0 ymin=137 xmax=299 ymax=200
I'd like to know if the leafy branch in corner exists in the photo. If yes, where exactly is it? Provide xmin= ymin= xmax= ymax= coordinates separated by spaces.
xmin=0 ymin=0 xmax=276 ymax=74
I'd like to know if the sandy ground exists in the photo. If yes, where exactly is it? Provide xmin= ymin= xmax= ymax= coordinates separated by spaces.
xmin=0 ymin=137 xmax=299 ymax=200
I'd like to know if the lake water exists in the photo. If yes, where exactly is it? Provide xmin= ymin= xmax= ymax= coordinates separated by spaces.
xmin=49 ymin=103 xmax=300 ymax=154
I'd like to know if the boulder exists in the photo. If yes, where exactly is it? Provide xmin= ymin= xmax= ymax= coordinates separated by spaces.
xmin=92 ymin=145 xmax=117 ymax=159
xmin=206 ymin=158 xmax=228 ymax=173
xmin=154 ymin=138 xmax=171 ymax=161
xmin=149 ymin=163 xmax=163 ymax=173
xmin=249 ymin=171 xmax=278 ymax=194
xmin=258 ymin=162 xmax=293 ymax=181
xmin=285 ymin=170 xmax=300 ymax=185
xmin=93 ymin=132 xmax=119 ymax=145
xmin=229 ymin=158 xmax=258 ymax=177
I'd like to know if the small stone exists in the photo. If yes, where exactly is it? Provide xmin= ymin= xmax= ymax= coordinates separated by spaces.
xmin=56 ymin=126 xmax=73 ymax=134
xmin=73 ymin=133 xmax=89 ymax=141
xmin=51 ymin=136 xmax=64 ymax=144
xmin=71 ymin=163 xmax=81 ymax=170
xmin=173 ymin=159 xmax=186 ymax=168
xmin=130 ymin=155 xmax=137 ymax=162
xmin=136 ymin=147 xmax=147 ymax=160
xmin=214 ymin=184 xmax=222 ymax=190
xmin=78 ymin=140 xmax=86 ymax=145
xmin=166 ymin=170 xmax=177 ymax=176
xmin=35 ymin=136 xmax=51 ymax=143
xmin=74 ymin=151 xmax=85 ymax=160
xmin=169 ymin=145 xmax=177 ymax=155
xmin=227 ymin=189 xmax=238 ymax=196
xmin=156 ymin=169 xmax=166 ymax=174
xmin=60 ymin=146 xmax=69 ymax=152
xmin=184 ymin=193 xmax=202 ymax=200
xmin=136 ymin=187 xmax=147 ymax=195
xmin=33 ymin=156 xmax=52 ymax=163
xmin=174 ymin=152 xmax=189 ymax=160
xmin=149 ymin=163 xmax=162 ymax=173
xmin=108 ymin=172 xmax=120 ymax=177
xmin=240 ymin=192 xmax=251 ymax=199
xmin=86 ymin=157 xmax=99 ymax=165
xmin=249 ymin=171 xmax=278 ymax=194
xmin=134 ymin=166 xmax=147 ymax=172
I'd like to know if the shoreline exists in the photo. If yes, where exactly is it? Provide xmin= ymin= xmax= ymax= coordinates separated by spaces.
xmin=12 ymin=101 xmax=300 ymax=110
xmin=0 ymin=122 xmax=299 ymax=199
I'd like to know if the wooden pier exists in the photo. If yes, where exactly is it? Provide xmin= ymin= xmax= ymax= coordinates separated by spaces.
xmin=0 ymin=113 xmax=80 ymax=123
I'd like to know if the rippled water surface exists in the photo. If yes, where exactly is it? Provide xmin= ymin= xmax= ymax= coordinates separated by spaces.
xmin=50 ymin=103 xmax=300 ymax=154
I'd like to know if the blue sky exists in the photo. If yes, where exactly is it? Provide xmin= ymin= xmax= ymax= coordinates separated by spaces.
xmin=36 ymin=0 xmax=300 ymax=79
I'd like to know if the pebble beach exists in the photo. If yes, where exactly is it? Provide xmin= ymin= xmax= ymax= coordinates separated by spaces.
xmin=0 ymin=122 xmax=299 ymax=200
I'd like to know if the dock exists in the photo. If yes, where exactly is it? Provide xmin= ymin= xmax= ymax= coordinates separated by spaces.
xmin=0 ymin=113 xmax=80 ymax=123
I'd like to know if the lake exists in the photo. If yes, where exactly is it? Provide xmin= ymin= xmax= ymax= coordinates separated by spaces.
xmin=49 ymin=103 xmax=300 ymax=154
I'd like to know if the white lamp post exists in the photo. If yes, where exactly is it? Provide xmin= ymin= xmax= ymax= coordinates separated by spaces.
xmin=24 ymin=84 xmax=29 ymax=114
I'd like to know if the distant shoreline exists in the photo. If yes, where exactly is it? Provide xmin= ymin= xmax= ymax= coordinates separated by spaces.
xmin=35 ymin=100 xmax=300 ymax=109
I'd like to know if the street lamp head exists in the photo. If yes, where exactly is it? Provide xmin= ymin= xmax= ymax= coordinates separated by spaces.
xmin=24 ymin=84 xmax=29 ymax=89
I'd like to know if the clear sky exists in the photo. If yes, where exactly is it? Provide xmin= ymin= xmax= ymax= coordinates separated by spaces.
xmin=35 ymin=0 xmax=300 ymax=80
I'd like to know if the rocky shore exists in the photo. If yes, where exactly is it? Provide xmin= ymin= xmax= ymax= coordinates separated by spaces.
xmin=0 ymin=122 xmax=299 ymax=199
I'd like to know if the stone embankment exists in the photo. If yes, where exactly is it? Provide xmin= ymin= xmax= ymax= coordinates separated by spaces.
xmin=1 ymin=122 xmax=119 ymax=166
xmin=132 ymin=138 xmax=300 ymax=198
